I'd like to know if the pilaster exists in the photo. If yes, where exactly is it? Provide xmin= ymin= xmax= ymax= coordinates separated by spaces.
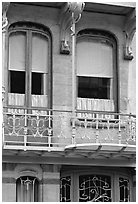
xmin=41 ymin=164 xmax=61 ymax=202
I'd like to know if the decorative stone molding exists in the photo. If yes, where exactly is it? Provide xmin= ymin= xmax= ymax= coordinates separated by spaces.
xmin=59 ymin=2 xmax=85 ymax=54
xmin=15 ymin=164 xmax=43 ymax=181
xmin=123 ymin=8 xmax=136 ymax=60
xmin=59 ymin=3 xmax=72 ymax=54
xmin=2 ymin=2 xmax=10 ymax=32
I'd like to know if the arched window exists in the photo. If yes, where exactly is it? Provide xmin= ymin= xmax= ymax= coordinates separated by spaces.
xmin=76 ymin=30 xmax=118 ymax=115
xmin=16 ymin=176 xmax=39 ymax=202
xmin=8 ymin=22 xmax=52 ymax=108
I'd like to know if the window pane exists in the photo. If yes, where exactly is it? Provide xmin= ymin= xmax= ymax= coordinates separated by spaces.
xmin=9 ymin=31 xmax=26 ymax=71
xmin=119 ymin=177 xmax=130 ymax=202
xmin=79 ymin=175 xmax=112 ymax=202
xmin=78 ymin=76 xmax=110 ymax=99
xmin=60 ymin=176 xmax=71 ymax=202
xmin=32 ymin=32 xmax=48 ymax=73
xmin=9 ymin=70 xmax=25 ymax=94
xmin=32 ymin=72 xmax=43 ymax=95
xmin=77 ymin=39 xmax=113 ymax=78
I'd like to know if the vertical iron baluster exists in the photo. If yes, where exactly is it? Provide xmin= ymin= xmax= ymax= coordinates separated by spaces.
xmin=48 ymin=110 xmax=52 ymax=147
xmin=118 ymin=115 xmax=121 ymax=144
xmin=72 ymin=117 xmax=76 ymax=144
xmin=24 ymin=109 xmax=27 ymax=151
xmin=128 ymin=115 xmax=132 ymax=140
xmin=12 ymin=109 xmax=16 ymax=135
xmin=96 ymin=114 xmax=99 ymax=143
xmin=36 ymin=111 xmax=40 ymax=137
xmin=2 ymin=114 xmax=5 ymax=146
xmin=107 ymin=118 xmax=110 ymax=141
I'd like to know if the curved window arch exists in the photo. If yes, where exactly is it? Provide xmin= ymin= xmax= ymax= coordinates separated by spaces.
xmin=7 ymin=22 xmax=52 ymax=108
xmin=76 ymin=29 xmax=118 ymax=116
xmin=16 ymin=176 xmax=39 ymax=202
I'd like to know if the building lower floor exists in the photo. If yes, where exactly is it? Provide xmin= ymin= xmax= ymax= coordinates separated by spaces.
xmin=2 ymin=161 xmax=136 ymax=202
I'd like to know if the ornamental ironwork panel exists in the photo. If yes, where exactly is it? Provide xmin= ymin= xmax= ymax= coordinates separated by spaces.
xmin=60 ymin=176 xmax=71 ymax=202
xmin=79 ymin=175 xmax=112 ymax=202
xmin=119 ymin=177 xmax=130 ymax=202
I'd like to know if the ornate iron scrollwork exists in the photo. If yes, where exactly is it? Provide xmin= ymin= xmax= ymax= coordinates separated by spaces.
xmin=79 ymin=175 xmax=112 ymax=202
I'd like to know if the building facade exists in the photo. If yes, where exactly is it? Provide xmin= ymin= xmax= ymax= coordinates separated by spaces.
xmin=2 ymin=2 xmax=136 ymax=202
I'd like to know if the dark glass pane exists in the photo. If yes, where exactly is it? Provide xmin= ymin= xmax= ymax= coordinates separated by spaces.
xmin=32 ymin=72 xmax=43 ymax=95
xmin=60 ymin=176 xmax=71 ymax=202
xmin=79 ymin=175 xmax=112 ymax=202
xmin=9 ymin=70 xmax=25 ymax=94
xmin=78 ymin=76 xmax=110 ymax=99
xmin=119 ymin=177 xmax=130 ymax=202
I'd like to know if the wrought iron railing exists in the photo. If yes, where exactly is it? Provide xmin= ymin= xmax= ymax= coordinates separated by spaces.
xmin=2 ymin=107 xmax=136 ymax=151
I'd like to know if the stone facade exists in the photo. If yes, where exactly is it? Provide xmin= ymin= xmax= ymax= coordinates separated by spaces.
xmin=2 ymin=2 xmax=136 ymax=202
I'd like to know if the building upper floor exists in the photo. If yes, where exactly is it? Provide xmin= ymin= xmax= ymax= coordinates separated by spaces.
xmin=2 ymin=2 xmax=136 ymax=163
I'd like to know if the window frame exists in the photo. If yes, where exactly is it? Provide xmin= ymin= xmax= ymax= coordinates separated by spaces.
xmin=76 ymin=30 xmax=119 ymax=113
xmin=6 ymin=22 xmax=52 ymax=109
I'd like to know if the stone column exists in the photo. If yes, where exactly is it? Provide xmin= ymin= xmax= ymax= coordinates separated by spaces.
xmin=2 ymin=163 xmax=16 ymax=202
xmin=2 ymin=178 xmax=16 ymax=202
xmin=2 ymin=2 xmax=10 ymax=104
xmin=41 ymin=164 xmax=61 ymax=202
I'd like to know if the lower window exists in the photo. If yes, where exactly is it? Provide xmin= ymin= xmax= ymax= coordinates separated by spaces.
xmin=60 ymin=171 xmax=131 ymax=202
xmin=16 ymin=176 xmax=39 ymax=202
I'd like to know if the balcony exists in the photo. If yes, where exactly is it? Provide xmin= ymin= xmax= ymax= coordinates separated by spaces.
xmin=2 ymin=107 xmax=136 ymax=159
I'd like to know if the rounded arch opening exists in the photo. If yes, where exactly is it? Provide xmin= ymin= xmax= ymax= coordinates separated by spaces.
xmin=7 ymin=21 xmax=52 ymax=109
xmin=8 ymin=21 xmax=52 ymax=38
xmin=76 ymin=29 xmax=119 ymax=114
xmin=16 ymin=175 xmax=39 ymax=202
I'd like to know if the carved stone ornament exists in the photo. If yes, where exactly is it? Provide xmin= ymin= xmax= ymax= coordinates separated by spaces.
xmin=59 ymin=3 xmax=72 ymax=54
xmin=2 ymin=2 xmax=10 ymax=32
xmin=123 ymin=8 xmax=136 ymax=60
xmin=59 ymin=2 xmax=85 ymax=54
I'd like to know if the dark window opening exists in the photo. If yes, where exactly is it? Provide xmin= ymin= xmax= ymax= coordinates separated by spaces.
xmin=32 ymin=72 xmax=43 ymax=95
xmin=78 ymin=76 xmax=110 ymax=99
xmin=119 ymin=177 xmax=130 ymax=202
xmin=60 ymin=176 xmax=71 ymax=202
xmin=9 ymin=70 xmax=25 ymax=94
xmin=16 ymin=176 xmax=39 ymax=202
